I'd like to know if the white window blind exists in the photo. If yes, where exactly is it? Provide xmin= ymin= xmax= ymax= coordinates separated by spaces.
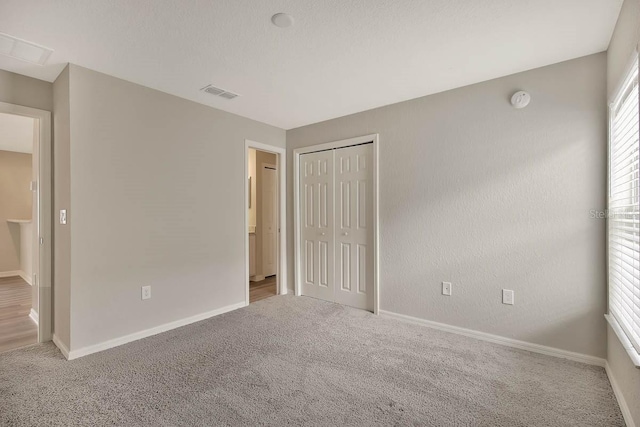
xmin=609 ymin=54 xmax=640 ymax=354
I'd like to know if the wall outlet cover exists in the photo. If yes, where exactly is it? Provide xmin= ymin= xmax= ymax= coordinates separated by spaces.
xmin=141 ymin=286 xmax=151 ymax=300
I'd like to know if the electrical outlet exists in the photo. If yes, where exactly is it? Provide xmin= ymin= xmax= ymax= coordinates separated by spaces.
xmin=502 ymin=289 xmax=514 ymax=305
xmin=59 ymin=209 xmax=67 ymax=225
xmin=141 ymin=286 xmax=151 ymax=300
xmin=442 ymin=282 xmax=452 ymax=296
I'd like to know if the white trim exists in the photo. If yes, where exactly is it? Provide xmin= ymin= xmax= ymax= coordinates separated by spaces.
xmin=0 ymin=101 xmax=52 ymax=344
xmin=607 ymin=49 xmax=640 ymax=359
xmin=609 ymin=48 xmax=639 ymax=105
xmin=0 ymin=270 xmax=22 ymax=278
xmin=250 ymin=275 xmax=266 ymax=282
xmin=606 ymin=314 xmax=640 ymax=368
xmin=65 ymin=301 xmax=246 ymax=360
xmin=52 ymin=334 xmax=70 ymax=360
xmin=379 ymin=310 xmax=606 ymax=367
xmin=605 ymin=362 xmax=637 ymax=427
xmin=29 ymin=308 xmax=38 ymax=325
xmin=19 ymin=271 xmax=32 ymax=286
xmin=293 ymin=134 xmax=380 ymax=313
xmin=244 ymin=140 xmax=287 ymax=307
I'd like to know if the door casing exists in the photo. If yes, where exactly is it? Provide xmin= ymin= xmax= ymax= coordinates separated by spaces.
xmin=293 ymin=134 xmax=380 ymax=314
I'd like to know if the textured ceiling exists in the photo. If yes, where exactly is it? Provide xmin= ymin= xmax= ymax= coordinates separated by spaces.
xmin=0 ymin=113 xmax=34 ymax=153
xmin=0 ymin=0 xmax=623 ymax=129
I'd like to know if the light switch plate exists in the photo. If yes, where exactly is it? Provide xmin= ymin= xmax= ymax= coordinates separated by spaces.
xmin=502 ymin=289 xmax=514 ymax=305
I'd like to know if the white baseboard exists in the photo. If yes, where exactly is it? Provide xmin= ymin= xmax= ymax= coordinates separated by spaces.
xmin=66 ymin=301 xmax=246 ymax=360
xmin=605 ymin=362 xmax=637 ymax=427
xmin=52 ymin=334 xmax=70 ymax=360
xmin=0 ymin=270 xmax=21 ymax=278
xmin=0 ymin=270 xmax=32 ymax=286
xmin=20 ymin=271 xmax=32 ymax=286
xmin=29 ymin=308 xmax=38 ymax=325
xmin=379 ymin=310 xmax=606 ymax=367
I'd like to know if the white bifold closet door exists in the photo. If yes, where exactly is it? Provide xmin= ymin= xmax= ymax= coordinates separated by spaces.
xmin=300 ymin=143 xmax=373 ymax=311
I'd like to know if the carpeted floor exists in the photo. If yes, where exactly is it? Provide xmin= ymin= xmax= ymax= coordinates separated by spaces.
xmin=0 ymin=295 xmax=624 ymax=426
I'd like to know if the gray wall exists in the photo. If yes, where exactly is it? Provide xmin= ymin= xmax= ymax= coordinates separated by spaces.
xmin=287 ymin=53 xmax=608 ymax=358
xmin=0 ymin=151 xmax=32 ymax=273
xmin=64 ymin=65 xmax=285 ymax=351
xmin=53 ymin=66 xmax=71 ymax=349
xmin=605 ymin=0 xmax=640 ymax=425
xmin=0 ymin=69 xmax=52 ymax=112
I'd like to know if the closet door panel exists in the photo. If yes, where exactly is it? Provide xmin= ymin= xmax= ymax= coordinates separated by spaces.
xmin=299 ymin=150 xmax=334 ymax=301
xmin=333 ymin=144 xmax=373 ymax=310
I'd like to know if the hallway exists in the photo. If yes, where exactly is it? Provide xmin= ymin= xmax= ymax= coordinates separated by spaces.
xmin=249 ymin=276 xmax=277 ymax=303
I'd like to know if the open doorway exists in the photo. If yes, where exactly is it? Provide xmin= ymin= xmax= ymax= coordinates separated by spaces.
xmin=244 ymin=140 xmax=287 ymax=305
xmin=0 ymin=102 xmax=52 ymax=352
xmin=0 ymin=112 xmax=37 ymax=352
xmin=248 ymin=149 xmax=277 ymax=302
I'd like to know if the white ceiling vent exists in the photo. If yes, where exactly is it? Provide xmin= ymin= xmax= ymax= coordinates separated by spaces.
xmin=0 ymin=33 xmax=53 ymax=65
xmin=201 ymin=84 xmax=240 ymax=100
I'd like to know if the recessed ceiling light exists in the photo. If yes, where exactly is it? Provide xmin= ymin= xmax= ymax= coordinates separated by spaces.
xmin=271 ymin=13 xmax=294 ymax=28
xmin=0 ymin=33 xmax=53 ymax=66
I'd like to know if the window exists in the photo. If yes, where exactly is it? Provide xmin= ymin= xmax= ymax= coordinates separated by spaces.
xmin=609 ymin=54 xmax=640 ymax=354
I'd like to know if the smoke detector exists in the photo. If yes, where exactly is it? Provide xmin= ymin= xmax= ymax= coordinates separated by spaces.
xmin=0 ymin=33 xmax=53 ymax=66
xmin=510 ymin=91 xmax=531 ymax=109
xmin=200 ymin=84 xmax=240 ymax=100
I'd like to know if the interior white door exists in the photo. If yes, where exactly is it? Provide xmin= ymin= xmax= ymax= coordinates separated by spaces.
xmin=262 ymin=166 xmax=277 ymax=277
xmin=334 ymin=144 xmax=374 ymax=310
xmin=299 ymin=150 xmax=334 ymax=302
xmin=298 ymin=143 xmax=374 ymax=311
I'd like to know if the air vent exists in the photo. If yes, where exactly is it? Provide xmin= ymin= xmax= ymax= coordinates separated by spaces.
xmin=201 ymin=84 xmax=240 ymax=100
xmin=219 ymin=92 xmax=238 ymax=100
xmin=0 ymin=33 xmax=53 ymax=66
xmin=203 ymin=86 xmax=225 ymax=95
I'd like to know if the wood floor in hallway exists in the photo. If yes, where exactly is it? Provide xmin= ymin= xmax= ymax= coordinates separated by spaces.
xmin=0 ymin=276 xmax=36 ymax=354
xmin=249 ymin=276 xmax=277 ymax=303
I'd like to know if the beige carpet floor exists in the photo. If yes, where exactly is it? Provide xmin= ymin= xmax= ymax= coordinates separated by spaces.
xmin=0 ymin=295 xmax=624 ymax=426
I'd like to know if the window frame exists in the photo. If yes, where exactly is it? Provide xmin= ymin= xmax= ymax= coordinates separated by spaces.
xmin=607 ymin=49 xmax=640 ymax=367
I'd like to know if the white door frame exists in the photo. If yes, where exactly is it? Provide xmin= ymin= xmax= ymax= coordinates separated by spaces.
xmin=0 ymin=101 xmax=52 ymax=342
xmin=293 ymin=134 xmax=380 ymax=314
xmin=244 ymin=140 xmax=287 ymax=306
